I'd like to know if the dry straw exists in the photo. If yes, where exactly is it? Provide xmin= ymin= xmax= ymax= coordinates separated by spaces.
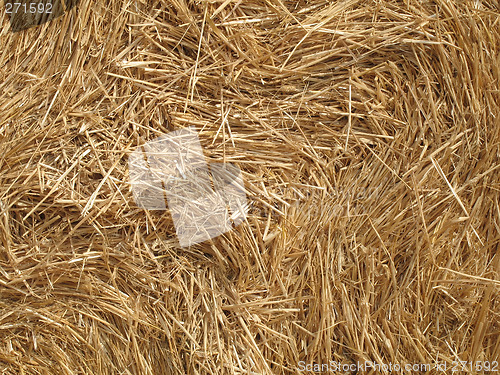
xmin=0 ymin=0 xmax=499 ymax=374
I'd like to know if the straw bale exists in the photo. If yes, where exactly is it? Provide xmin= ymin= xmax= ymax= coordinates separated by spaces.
xmin=0 ymin=0 xmax=499 ymax=373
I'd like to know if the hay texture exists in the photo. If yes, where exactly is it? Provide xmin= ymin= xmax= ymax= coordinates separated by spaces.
xmin=0 ymin=0 xmax=499 ymax=373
